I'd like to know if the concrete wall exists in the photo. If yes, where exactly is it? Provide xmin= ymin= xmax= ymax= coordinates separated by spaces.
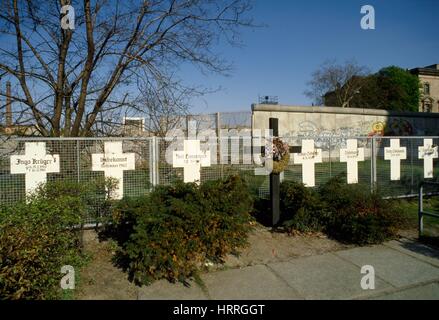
xmin=252 ymin=104 xmax=439 ymax=137
xmin=252 ymin=104 xmax=439 ymax=155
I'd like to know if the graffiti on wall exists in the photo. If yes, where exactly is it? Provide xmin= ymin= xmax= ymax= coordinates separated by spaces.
xmin=283 ymin=118 xmax=418 ymax=149
xmin=368 ymin=119 xmax=414 ymax=137
xmin=284 ymin=120 xmax=372 ymax=149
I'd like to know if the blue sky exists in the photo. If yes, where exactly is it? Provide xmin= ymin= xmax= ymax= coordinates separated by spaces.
xmin=186 ymin=0 xmax=439 ymax=114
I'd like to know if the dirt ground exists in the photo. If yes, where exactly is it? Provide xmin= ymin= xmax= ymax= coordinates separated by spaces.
xmin=75 ymin=226 xmax=355 ymax=300
xmin=75 ymin=231 xmax=138 ymax=300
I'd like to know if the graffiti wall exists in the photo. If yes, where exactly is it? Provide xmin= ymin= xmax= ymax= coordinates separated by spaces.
xmin=252 ymin=104 xmax=439 ymax=149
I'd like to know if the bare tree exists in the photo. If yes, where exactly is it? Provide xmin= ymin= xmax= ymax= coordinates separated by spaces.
xmin=128 ymin=71 xmax=209 ymax=137
xmin=305 ymin=59 xmax=370 ymax=107
xmin=0 ymin=0 xmax=254 ymax=137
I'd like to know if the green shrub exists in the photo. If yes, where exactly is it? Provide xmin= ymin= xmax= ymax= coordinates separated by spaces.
xmin=38 ymin=177 xmax=117 ymax=224
xmin=318 ymin=176 xmax=405 ymax=245
xmin=280 ymin=181 xmax=327 ymax=232
xmin=111 ymin=175 xmax=254 ymax=285
xmin=278 ymin=176 xmax=406 ymax=244
xmin=0 ymin=181 xmax=89 ymax=300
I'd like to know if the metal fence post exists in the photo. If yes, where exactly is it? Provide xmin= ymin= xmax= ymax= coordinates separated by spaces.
xmin=76 ymin=140 xmax=80 ymax=184
xmin=372 ymin=136 xmax=378 ymax=192
xmin=329 ymin=136 xmax=332 ymax=178
xmin=418 ymin=183 xmax=424 ymax=238
xmin=216 ymin=112 xmax=221 ymax=141
xmin=374 ymin=137 xmax=377 ymax=191
xmin=149 ymin=137 xmax=156 ymax=189
xmin=155 ymin=136 xmax=160 ymax=186
xmin=370 ymin=137 xmax=374 ymax=192
xmin=410 ymin=139 xmax=414 ymax=195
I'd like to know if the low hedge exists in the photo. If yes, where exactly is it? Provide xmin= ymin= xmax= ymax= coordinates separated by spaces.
xmin=280 ymin=181 xmax=327 ymax=232
xmin=0 ymin=181 xmax=92 ymax=300
xmin=280 ymin=176 xmax=406 ymax=245
xmin=108 ymin=175 xmax=254 ymax=285
xmin=319 ymin=177 xmax=405 ymax=244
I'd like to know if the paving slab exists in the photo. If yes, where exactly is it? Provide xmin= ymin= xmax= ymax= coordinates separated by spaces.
xmin=384 ymin=239 xmax=439 ymax=268
xmin=335 ymin=245 xmax=439 ymax=288
xmin=201 ymin=265 xmax=302 ymax=300
xmin=138 ymin=279 xmax=208 ymax=300
xmin=268 ymin=253 xmax=391 ymax=300
xmin=370 ymin=282 xmax=439 ymax=300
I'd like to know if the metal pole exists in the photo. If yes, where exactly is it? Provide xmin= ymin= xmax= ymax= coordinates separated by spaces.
xmin=329 ymin=136 xmax=332 ymax=178
xmin=269 ymin=118 xmax=280 ymax=226
xmin=149 ymin=137 xmax=155 ymax=190
xmin=76 ymin=140 xmax=80 ymax=184
xmin=155 ymin=136 xmax=160 ymax=186
xmin=370 ymin=137 xmax=375 ymax=193
xmin=373 ymin=137 xmax=377 ymax=191
xmin=418 ymin=183 xmax=424 ymax=238
xmin=410 ymin=139 xmax=414 ymax=195
xmin=216 ymin=112 xmax=221 ymax=164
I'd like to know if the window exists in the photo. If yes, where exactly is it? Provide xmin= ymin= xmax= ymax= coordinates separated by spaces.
xmin=423 ymin=100 xmax=432 ymax=113
xmin=424 ymin=83 xmax=430 ymax=96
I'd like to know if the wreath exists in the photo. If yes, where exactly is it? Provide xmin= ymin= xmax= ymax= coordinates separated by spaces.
xmin=269 ymin=138 xmax=290 ymax=174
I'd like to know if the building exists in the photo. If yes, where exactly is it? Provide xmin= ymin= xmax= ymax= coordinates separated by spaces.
xmin=410 ymin=64 xmax=439 ymax=113
xmin=122 ymin=117 xmax=146 ymax=136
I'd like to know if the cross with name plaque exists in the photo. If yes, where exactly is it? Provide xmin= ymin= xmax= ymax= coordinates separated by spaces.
xmin=340 ymin=139 xmax=365 ymax=184
xmin=10 ymin=142 xmax=60 ymax=195
xmin=293 ymin=139 xmax=322 ymax=187
xmin=173 ymin=140 xmax=211 ymax=184
xmin=92 ymin=141 xmax=135 ymax=199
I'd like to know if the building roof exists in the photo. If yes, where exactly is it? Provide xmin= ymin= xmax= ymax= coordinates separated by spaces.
xmin=410 ymin=64 xmax=439 ymax=77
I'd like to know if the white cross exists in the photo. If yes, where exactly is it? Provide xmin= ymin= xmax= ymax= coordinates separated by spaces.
xmin=293 ymin=139 xmax=322 ymax=187
xmin=418 ymin=139 xmax=438 ymax=179
xmin=384 ymin=139 xmax=407 ymax=181
xmin=10 ymin=142 xmax=60 ymax=195
xmin=340 ymin=139 xmax=365 ymax=184
xmin=92 ymin=141 xmax=135 ymax=199
xmin=173 ymin=140 xmax=211 ymax=184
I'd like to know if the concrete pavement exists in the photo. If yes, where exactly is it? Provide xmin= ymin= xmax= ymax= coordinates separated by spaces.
xmin=138 ymin=238 xmax=439 ymax=300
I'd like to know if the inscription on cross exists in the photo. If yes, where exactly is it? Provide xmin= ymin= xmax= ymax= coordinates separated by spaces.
xmin=384 ymin=139 xmax=407 ymax=181
xmin=418 ymin=139 xmax=438 ymax=179
xmin=340 ymin=139 xmax=365 ymax=184
xmin=173 ymin=140 xmax=211 ymax=184
xmin=92 ymin=141 xmax=135 ymax=199
xmin=293 ymin=139 xmax=322 ymax=187
xmin=10 ymin=142 xmax=60 ymax=195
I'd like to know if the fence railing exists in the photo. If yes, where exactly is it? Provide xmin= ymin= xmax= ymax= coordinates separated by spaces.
xmin=418 ymin=181 xmax=439 ymax=237
xmin=1 ymin=135 xmax=438 ymax=223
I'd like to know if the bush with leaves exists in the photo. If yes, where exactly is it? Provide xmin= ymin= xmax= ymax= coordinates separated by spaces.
xmin=318 ymin=176 xmax=405 ymax=245
xmin=110 ymin=175 xmax=254 ymax=285
xmin=279 ymin=176 xmax=406 ymax=244
xmin=280 ymin=181 xmax=327 ymax=232
xmin=0 ymin=181 xmax=91 ymax=300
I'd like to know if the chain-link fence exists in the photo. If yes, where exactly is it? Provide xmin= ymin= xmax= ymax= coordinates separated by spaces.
xmin=279 ymin=136 xmax=439 ymax=199
xmin=1 ymin=135 xmax=438 ymax=223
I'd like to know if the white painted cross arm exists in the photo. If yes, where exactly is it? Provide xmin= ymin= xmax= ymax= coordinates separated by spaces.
xmin=92 ymin=141 xmax=135 ymax=199
xmin=418 ymin=139 xmax=438 ymax=179
xmin=173 ymin=140 xmax=211 ymax=184
xmin=10 ymin=142 xmax=60 ymax=195
xmin=384 ymin=139 xmax=407 ymax=181
xmin=340 ymin=139 xmax=365 ymax=184
xmin=293 ymin=139 xmax=322 ymax=187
